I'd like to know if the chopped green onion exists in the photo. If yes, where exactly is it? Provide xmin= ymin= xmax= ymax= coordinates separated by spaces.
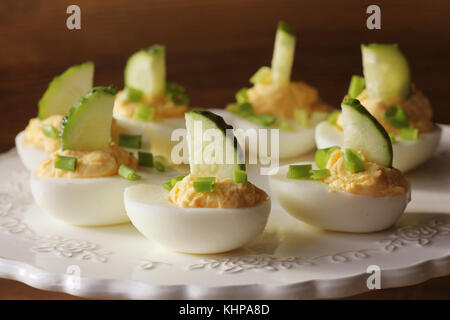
xmin=400 ymin=128 xmax=419 ymax=141
xmin=327 ymin=111 xmax=340 ymax=126
xmin=343 ymin=148 xmax=365 ymax=173
xmin=193 ymin=177 xmax=215 ymax=192
xmin=310 ymin=169 xmax=330 ymax=180
xmin=235 ymin=88 xmax=249 ymax=104
xmin=134 ymin=103 xmax=155 ymax=122
xmin=234 ymin=169 xmax=248 ymax=184
xmin=138 ymin=151 xmax=153 ymax=167
xmin=118 ymin=164 xmax=141 ymax=181
xmin=347 ymin=75 xmax=366 ymax=98
xmin=163 ymin=175 xmax=185 ymax=191
xmin=384 ymin=105 xmax=410 ymax=129
xmin=287 ymin=164 xmax=312 ymax=179
xmin=118 ymin=134 xmax=142 ymax=149
xmin=235 ymin=102 xmax=254 ymax=117
xmin=294 ymin=109 xmax=308 ymax=127
xmin=166 ymin=81 xmax=189 ymax=105
xmin=154 ymin=161 xmax=165 ymax=172
xmin=225 ymin=103 xmax=239 ymax=113
xmin=249 ymin=66 xmax=272 ymax=85
xmin=247 ymin=113 xmax=276 ymax=127
xmin=389 ymin=134 xmax=398 ymax=145
xmin=309 ymin=111 xmax=329 ymax=125
xmin=153 ymin=155 xmax=168 ymax=172
xmin=42 ymin=124 xmax=59 ymax=139
xmin=54 ymin=155 xmax=77 ymax=171
xmin=315 ymin=146 xmax=340 ymax=169
xmin=278 ymin=119 xmax=293 ymax=131
xmin=123 ymin=86 xmax=143 ymax=102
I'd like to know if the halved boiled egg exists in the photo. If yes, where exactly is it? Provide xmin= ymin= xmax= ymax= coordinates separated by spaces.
xmin=15 ymin=131 xmax=50 ymax=171
xmin=315 ymin=121 xmax=442 ymax=172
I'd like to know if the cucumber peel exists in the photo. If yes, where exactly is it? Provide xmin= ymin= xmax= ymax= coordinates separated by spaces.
xmin=61 ymin=86 xmax=117 ymax=151
xmin=185 ymin=109 xmax=245 ymax=179
xmin=341 ymin=98 xmax=393 ymax=168
xmin=361 ymin=43 xmax=411 ymax=106
xmin=38 ymin=62 xmax=94 ymax=120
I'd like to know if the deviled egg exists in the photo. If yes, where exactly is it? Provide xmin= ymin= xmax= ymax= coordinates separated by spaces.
xmin=225 ymin=21 xmax=329 ymax=159
xmin=125 ymin=109 xmax=271 ymax=253
xmin=113 ymin=45 xmax=189 ymax=161
xmin=270 ymin=98 xmax=410 ymax=233
xmin=30 ymin=86 xmax=158 ymax=227
xmin=315 ymin=44 xmax=441 ymax=172
xmin=16 ymin=62 xmax=94 ymax=171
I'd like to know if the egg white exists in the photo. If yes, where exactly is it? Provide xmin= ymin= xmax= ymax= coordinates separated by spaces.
xmin=226 ymin=112 xmax=316 ymax=159
xmin=113 ymin=114 xmax=185 ymax=161
xmin=29 ymin=166 xmax=182 ymax=227
xmin=15 ymin=131 xmax=50 ymax=172
xmin=269 ymin=162 xmax=410 ymax=233
xmin=124 ymin=183 xmax=271 ymax=254
xmin=315 ymin=121 xmax=442 ymax=172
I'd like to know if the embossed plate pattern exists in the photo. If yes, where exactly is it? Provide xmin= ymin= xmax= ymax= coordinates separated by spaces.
xmin=0 ymin=124 xmax=449 ymax=299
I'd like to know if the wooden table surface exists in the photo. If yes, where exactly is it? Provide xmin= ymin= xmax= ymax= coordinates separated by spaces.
xmin=0 ymin=0 xmax=449 ymax=299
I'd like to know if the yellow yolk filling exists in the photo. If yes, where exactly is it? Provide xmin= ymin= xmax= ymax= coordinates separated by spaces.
xmin=113 ymin=90 xmax=188 ymax=120
xmin=247 ymin=82 xmax=328 ymax=119
xmin=37 ymin=144 xmax=137 ymax=178
xmin=168 ymin=175 xmax=268 ymax=208
xmin=23 ymin=115 xmax=64 ymax=153
xmin=323 ymin=150 xmax=409 ymax=197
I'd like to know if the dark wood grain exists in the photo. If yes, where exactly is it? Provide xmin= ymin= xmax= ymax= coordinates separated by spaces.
xmin=0 ymin=0 xmax=449 ymax=299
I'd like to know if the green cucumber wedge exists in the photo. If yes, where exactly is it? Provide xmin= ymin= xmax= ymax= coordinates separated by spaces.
xmin=361 ymin=43 xmax=411 ymax=106
xmin=38 ymin=62 xmax=94 ymax=120
xmin=185 ymin=109 xmax=245 ymax=179
xmin=61 ymin=86 xmax=117 ymax=151
xmin=271 ymin=21 xmax=296 ymax=85
xmin=341 ymin=98 xmax=393 ymax=168
xmin=125 ymin=45 xmax=166 ymax=99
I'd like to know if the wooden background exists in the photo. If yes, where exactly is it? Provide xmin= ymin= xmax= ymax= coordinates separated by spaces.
xmin=0 ymin=0 xmax=449 ymax=299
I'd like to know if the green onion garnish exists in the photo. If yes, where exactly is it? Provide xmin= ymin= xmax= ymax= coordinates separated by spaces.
xmin=118 ymin=164 xmax=141 ymax=181
xmin=235 ymin=88 xmax=249 ymax=104
xmin=287 ymin=164 xmax=312 ymax=179
xmin=294 ymin=109 xmax=308 ymax=127
xmin=315 ymin=146 xmax=340 ymax=169
xmin=118 ymin=134 xmax=142 ymax=149
xmin=400 ymin=128 xmax=419 ymax=141
xmin=249 ymin=66 xmax=272 ymax=85
xmin=193 ymin=177 xmax=215 ymax=192
xmin=347 ymin=75 xmax=366 ymax=98
xmin=234 ymin=102 xmax=254 ymax=117
xmin=389 ymin=134 xmax=398 ymax=144
xmin=166 ymin=81 xmax=190 ymax=105
xmin=154 ymin=161 xmax=165 ymax=172
xmin=327 ymin=111 xmax=340 ymax=126
xmin=247 ymin=113 xmax=276 ymax=127
xmin=42 ymin=124 xmax=59 ymax=139
xmin=310 ymin=169 xmax=331 ymax=180
xmin=278 ymin=119 xmax=293 ymax=131
xmin=234 ymin=170 xmax=248 ymax=184
xmin=163 ymin=175 xmax=185 ymax=191
xmin=384 ymin=105 xmax=410 ymax=129
xmin=138 ymin=151 xmax=153 ymax=167
xmin=343 ymin=148 xmax=365 ymax=173
xmin=54 ymin=155 xmax=77 ymax=171
xmin=123 ymin=86 xmax=143 ymax=102
xmin=134 ymin=103 xmax=155 ymax=122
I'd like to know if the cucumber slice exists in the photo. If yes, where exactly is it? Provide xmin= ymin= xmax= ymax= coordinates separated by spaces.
xmin=124 ymin=45 xmax=166 ymax=99
xmin=341 ymin=98 xmax=393 ymax=168
xmin=361 ymin=43 xmax=411 ymax=106
xmin=271 ymin=21 xmax=296 ymax=85
xmin=38 ymin=62 xmax=94 ymax=120
xmin=61 ymin=86 xmax=117 ymax=151
xmin=185 ymin=109 xmax=245 ymax=179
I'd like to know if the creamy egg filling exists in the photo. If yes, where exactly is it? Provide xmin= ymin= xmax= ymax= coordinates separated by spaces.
xmin=323 ymin=150 xmax=409 ymax=197
xmin=247 ymin=82 xmax=328 ymax=119
xmin=23 ymin=115 xmax=64 ymax=153
xmin=337 ymin=88 xmax=435 ymax=135
xmin=113 ymin=90 xmax=188 ymax=120
xmin=37 ymin=144 xmax=137 ymax=178
xmin=168 ymin=174 xmax=268 ymax=209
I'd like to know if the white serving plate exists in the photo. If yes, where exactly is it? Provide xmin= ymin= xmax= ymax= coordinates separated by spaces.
xmin=0 ymin=125 xmax=449 ymax=299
